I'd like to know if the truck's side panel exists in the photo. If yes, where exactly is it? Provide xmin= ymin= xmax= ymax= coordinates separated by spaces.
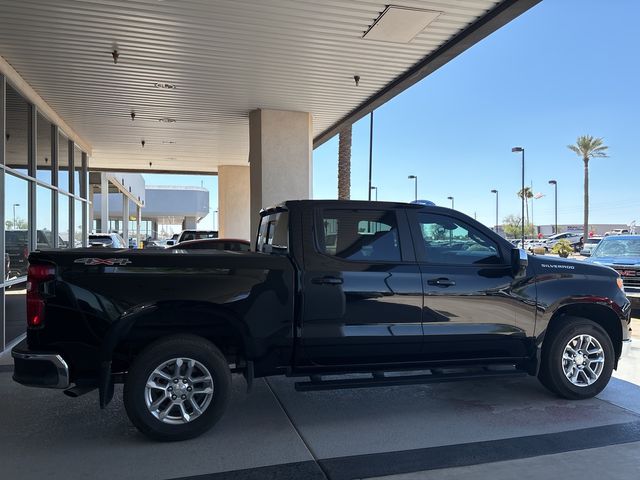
xmin=27 ymin=250 xmax=296 ymax=379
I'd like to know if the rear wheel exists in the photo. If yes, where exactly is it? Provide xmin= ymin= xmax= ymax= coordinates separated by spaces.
xmin=124 ymin=335 xmax=231 ymax=441
xmin=538 ymin=317 xmax=614 ymax=399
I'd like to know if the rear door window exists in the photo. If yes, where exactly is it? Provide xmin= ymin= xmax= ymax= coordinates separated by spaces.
xmin=317 ymin=209 xmax=401 ymax=262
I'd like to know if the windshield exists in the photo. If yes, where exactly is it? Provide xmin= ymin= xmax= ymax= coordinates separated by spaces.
xmin=592 ymin=237 xmax=640 ymax=258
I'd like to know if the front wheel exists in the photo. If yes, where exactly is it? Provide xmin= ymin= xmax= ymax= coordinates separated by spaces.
xmin=538 ymin=317 xmax=614 ymax=399
xmin=124 ymin=335 xmax=231 ymax=441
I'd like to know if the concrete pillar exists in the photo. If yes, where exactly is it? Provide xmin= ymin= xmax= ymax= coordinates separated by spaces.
xmin=182 ymin=217 xmax=197 ymax=230
xmin=88 ymin=185 xmax=95 ymax=233
xmin=122 ymin=195 xmax=129 ymax=244
xmin=249 ymin=109 xmax=312 ymax=239
xmin=218 ymin=165 xmax=250 ymax=240
xmin=100 ymin=173 xmax=109 ymax=233
xmin=136 ymin=205 xmax=141 ymax=245
xmin=152 ymin=220 xmax=158 ymax=239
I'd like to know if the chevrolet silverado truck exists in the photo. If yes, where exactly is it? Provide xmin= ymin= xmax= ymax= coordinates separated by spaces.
xmin=12 ymin=200 xmax=632 ymax=441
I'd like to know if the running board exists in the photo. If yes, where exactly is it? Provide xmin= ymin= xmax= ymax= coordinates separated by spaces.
xmin=294 ymin=368 xmax=527 ymax=392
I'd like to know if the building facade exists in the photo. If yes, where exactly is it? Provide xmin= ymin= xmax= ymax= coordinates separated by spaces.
xmin=1 ymin=78 xmax=90 ymax=352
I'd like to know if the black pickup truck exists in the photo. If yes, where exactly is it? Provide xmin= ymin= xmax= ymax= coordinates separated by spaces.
xmin=13 ymin=200 xmax=632 ymax=441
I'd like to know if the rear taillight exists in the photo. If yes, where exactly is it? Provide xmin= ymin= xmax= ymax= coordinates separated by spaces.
xmin=26 ymin=264 xmax=56 ymax=328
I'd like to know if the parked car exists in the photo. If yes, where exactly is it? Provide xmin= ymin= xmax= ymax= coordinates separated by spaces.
xmin=176 ymin=230 xmax=219 ymax=243
xmin=5 ymin=229 xmax=59 ymax=277
xmin=585 ymin=235 xmax=640 ymax=304
xmin=88 ymin=233 xmax=127 ymax=249
xmin=540 ymin=231 xmax=583 ymax=250
xmin=169 ymin=238 xmax=250 ymax=252
xmin=604 ymin=228 xmax=630 ymax=237
xmin=13 ymin=200 xmax=631 ymax=441
xmin=580 ymin=237 xmax=603 ymax=256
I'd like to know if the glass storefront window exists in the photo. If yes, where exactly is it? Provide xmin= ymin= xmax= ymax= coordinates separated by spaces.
xmin=5 ymin=283 xmax=27 ymax=346
xmin=58 ymin=193 xmax=70 ymax=248
xmin=74 ymin=146 xmax=82 ymax=195
xmin=74 ymin=199 xmax=84 ymax=247
xmin=36 ymin=186 xmax=54 ymax=248
xmin=37 ymin=114 xmax=52 ymax=184
xmin=4 ymin=173 xmax=30 ymax=279
xmin=5 ymin=84 xmax=29 ymax=175
xmin=58 ymin=132 xmax=70 ymax=192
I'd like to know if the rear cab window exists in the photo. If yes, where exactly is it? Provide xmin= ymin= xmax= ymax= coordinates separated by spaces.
xmin=257 ymin=211 xmax=289 ymax=254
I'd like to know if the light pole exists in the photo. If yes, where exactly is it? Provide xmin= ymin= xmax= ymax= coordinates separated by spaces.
xmin=408 ymin=175 xmax=417 ymax=202
xmin=12 ymin=203 xmax=20 ymax=229
xmin=447 ymin=196 xmax=454 ymax=209
xmin=491 ymin=189 xmax=499 ymax=233
xmin=549 ymin=180 xmax=558 ymax=234
xmin=512 ymin=147 xmax=525 ymax=246
xmin=370 ymin=186 xmax=378 ymax=201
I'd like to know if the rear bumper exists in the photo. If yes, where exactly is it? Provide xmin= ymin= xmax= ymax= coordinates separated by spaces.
xmin=11 ymin=340 xmax=70 ymax=389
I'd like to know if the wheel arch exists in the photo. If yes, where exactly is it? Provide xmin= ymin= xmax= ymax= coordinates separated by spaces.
xmin=543 ymin=303 xmax=623 ymax=362
xmin=98 ymin=301 xmax=249 ymax=408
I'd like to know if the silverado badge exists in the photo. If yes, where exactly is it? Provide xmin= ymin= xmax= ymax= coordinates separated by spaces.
xmin=74 ymin=258 xmax=132 ymax=266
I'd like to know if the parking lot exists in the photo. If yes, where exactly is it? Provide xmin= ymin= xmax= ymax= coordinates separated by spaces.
xmin=0 ymin=318 xmax=638 ymax=480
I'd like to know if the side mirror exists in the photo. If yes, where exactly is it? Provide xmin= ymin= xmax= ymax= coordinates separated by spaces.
xmin=511 ymin=248 xmax=528 ymax=274
xmin=165 ymin=240 xmax=176 ymax=246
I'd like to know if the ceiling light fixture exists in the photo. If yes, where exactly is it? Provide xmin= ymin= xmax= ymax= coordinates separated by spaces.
xmin=159 ymin=117 xmax=177 ymax=123
xmin=162 ymin=140 xmax=176 ymax=145
xmin=354 ymin=75 xmax=360 ymax=86
xmin=154 ymin=82 xmax=176 ymax=89
xmin=130 ymin=111 xmax=136 ymax=121
xmin=112 ymin=49 xmax=120 ymax=64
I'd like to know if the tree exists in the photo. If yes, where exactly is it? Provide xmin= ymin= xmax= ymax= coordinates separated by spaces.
xmin=337 ymin=124 xmax=352 ymax=200
xmin=517 ymin=187 xmax=533 ymax=226
xmin=568 ymin=135 xmax=609 ymax=241
xmin=503 ymin=214 xmax=534 ymax=239
xmin=5 ymin=218 xmax=28 ymax=230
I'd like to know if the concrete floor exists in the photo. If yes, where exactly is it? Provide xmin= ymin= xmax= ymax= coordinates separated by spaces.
xmin=0 ymin=317 xmax=638 ymax=480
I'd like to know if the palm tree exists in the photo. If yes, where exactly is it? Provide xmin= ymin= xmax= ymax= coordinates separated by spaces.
xmin=338 ymin=125 xmax=352 ymax=200
xmin=517 ymin=187 xmax=533 ymax=226
xmin=568 ymin=135 xmax=609 ymax=240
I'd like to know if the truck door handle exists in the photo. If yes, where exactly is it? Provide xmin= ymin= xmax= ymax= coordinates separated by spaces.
xmin=312 ymin=276 xmax=344 ymax=285
xmin=427 ymin=278 xmax=456 ymax=287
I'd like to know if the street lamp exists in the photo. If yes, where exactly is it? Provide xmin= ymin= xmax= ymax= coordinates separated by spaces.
xmin=548 ymin=180 xmax=558 ymax=234
xmin=512 ymin=146 xmax=525 ymax=247
xmin=447 ymin=196 xmax=454 ymax=209
xmin=370 ymin=186 xmax=378 ymax=201
xmin=12 ymin=203 xmax=20 ymax=229
xmin=408 ymin=175 xmax=417 ymax=202
xmin=491 ymin=190 xmax=499 ymax=233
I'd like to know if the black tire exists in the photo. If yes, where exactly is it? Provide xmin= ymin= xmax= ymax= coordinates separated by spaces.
xmin=538 ymin=317 xmax=614 ymax=399
xmin=124 ymin=335 xmax=231 ymax=441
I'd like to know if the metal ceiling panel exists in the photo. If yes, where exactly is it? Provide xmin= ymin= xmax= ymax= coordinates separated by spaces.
xmin=0 ymin=0 xmax=536 ymax=173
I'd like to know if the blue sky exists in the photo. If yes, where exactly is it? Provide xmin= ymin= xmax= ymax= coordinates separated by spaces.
xmin=313 ymin=0 xmax=640 ymax=229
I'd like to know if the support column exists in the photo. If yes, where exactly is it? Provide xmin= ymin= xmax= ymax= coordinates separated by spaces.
xmin=136 ymin=205 xmax=141 ymax=245
xmin=249 ymin=109 xmax=312 ymax=240
xmin=100 ymin=173 xmax=109 ymax=233
xmin=122 ymin=195 xmax=129 ymax=244
xmin=218 ymin=165 xmax=250 ymax=240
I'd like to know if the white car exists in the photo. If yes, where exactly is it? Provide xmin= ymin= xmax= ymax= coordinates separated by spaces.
xmin=541 ymin=232 xmax=583 ymax=249
xmin=88 ymin=233 xmax=127 ymax=248
xmin=604 ymin=228 xmax=630 ymax=236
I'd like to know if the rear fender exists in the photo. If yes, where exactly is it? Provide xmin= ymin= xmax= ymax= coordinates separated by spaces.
xmin=98 ymin=301 xmax=248 ymax=408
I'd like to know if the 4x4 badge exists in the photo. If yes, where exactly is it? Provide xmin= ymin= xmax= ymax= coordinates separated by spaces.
xmin=74 ymin=258 xmax=132 ymax=266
